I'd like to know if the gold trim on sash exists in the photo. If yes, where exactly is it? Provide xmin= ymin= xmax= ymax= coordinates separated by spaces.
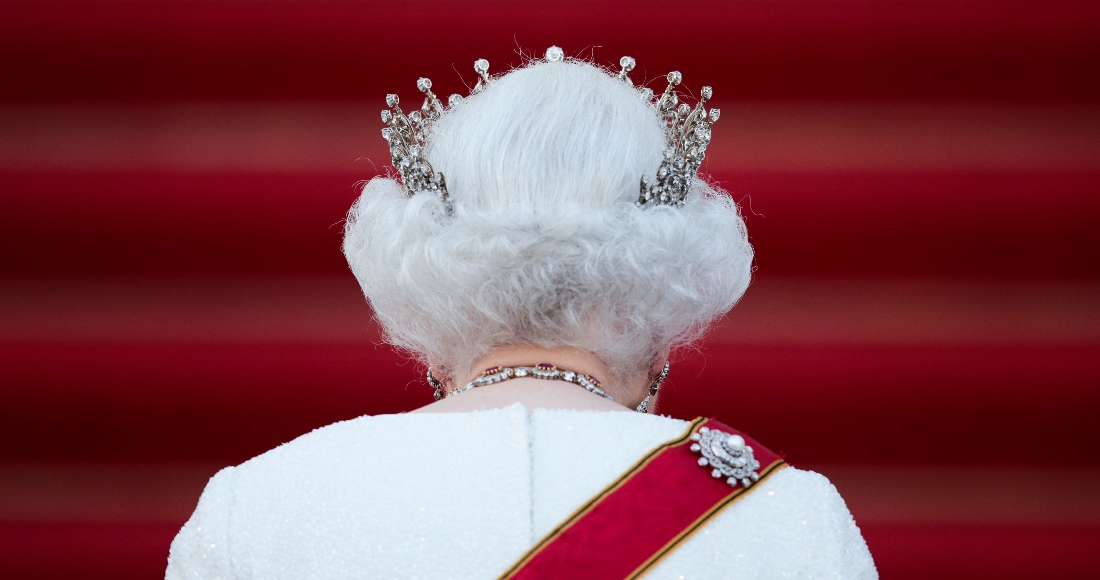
xmin=626 ymin=459 xmax=787 ymax=579
xmin=499 ymin=418 xmax=707 ymax=579
xmin=499 ymin=417 xmax=786 ymax=579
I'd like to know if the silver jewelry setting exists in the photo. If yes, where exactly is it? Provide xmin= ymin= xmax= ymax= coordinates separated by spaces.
xmin=636 ymin=360 xmax=669 ymax=414
xmin=448 ymin=363 xmax=615 ymax=402
xmin=634 ymin=72 xmax=718 ymax=208
xmin=380 ymin=45 xmax=720 ymax=211
xmin=426 ymin=368 xmax=447 ymax=401
xmin=381 ymin=80 xmax=453 ymax=213
xmin=690 ymin=426 xmax=762 ymax=488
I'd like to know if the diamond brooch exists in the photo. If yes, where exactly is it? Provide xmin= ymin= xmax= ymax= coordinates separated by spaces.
xmin=690 ymin=427 xmax=761 ymax=488
xmin=380 ymin=45 xmax=721 ymax=212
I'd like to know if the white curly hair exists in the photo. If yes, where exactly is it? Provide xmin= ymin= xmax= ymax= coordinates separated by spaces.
xmin=343 ymin=59 xmax=753 ymax=382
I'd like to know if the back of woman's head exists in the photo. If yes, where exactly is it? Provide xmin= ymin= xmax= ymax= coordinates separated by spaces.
xmin=344 ymin=59 xmax=753 ymax=380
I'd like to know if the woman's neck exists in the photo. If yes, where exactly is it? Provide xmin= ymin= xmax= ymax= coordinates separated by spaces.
xmin=411 ymin=345 xmax=636 ymax=414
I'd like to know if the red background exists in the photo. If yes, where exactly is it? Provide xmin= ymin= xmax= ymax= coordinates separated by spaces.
xmin=1 ymin=1 xmax=1098 ymax=577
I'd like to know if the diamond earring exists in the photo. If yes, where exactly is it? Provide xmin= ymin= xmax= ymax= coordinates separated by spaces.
xmin=426 ymin=369 xmax=446 ymax=401
xmin=636 ymin=361 xmax=670 ymax=414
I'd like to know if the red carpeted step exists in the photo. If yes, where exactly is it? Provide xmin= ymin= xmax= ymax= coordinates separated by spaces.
xmin=2 ymin=171 xmax=1097 ymax=278
xmin=1 ymin=1 xmax=1097 ymax=103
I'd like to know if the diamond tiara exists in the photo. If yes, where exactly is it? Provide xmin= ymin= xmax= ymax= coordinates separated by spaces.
xmin=379 ymin=46 xmax=720 ymax=212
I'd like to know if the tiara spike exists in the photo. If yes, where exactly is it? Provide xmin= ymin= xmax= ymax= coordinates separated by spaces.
xmin=656 ymin=71 xmax=682 ymax=109
xmin=472 ymin=58 xmax=491 ymax=94
xmin=700 ymin=85 xmax=713 ymax=105
xmin=618 ymin=56 xmax=636 ymax=84
xmin=417 ymin=77 xmax=445 ymax=121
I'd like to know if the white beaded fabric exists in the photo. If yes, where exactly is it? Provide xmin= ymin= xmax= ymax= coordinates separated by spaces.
xmin=167 ymin=405 xmax=877 ymax=578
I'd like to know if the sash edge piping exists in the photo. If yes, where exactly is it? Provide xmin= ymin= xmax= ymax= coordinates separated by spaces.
xmin=624 ymin=459 xmax=789 ymax=580
xmin=496 ymin=416 xmax=707 ymax=580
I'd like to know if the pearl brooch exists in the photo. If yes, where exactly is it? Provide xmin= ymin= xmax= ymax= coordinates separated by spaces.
xmin=690 ymin=426 xmax=761 ymax=488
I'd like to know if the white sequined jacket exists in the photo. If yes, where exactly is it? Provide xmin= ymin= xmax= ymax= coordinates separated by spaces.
xmin=167 ymin=404 xmax=877 ymax=578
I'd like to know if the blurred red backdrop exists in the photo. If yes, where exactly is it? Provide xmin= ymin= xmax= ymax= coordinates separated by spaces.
xmin=1 ymin=1 xmax=1098 ymax=578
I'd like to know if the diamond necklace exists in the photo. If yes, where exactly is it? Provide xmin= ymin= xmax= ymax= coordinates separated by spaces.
xmin=447 ymin=363 xmax=614 ymax=402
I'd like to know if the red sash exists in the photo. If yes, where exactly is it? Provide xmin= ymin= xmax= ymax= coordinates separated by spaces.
xmin=499 ymin=417 xmax=786 ymax=580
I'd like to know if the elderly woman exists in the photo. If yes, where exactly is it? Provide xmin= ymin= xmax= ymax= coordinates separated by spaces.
xmin=167 ymin=49 xmax=876 ymax=579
